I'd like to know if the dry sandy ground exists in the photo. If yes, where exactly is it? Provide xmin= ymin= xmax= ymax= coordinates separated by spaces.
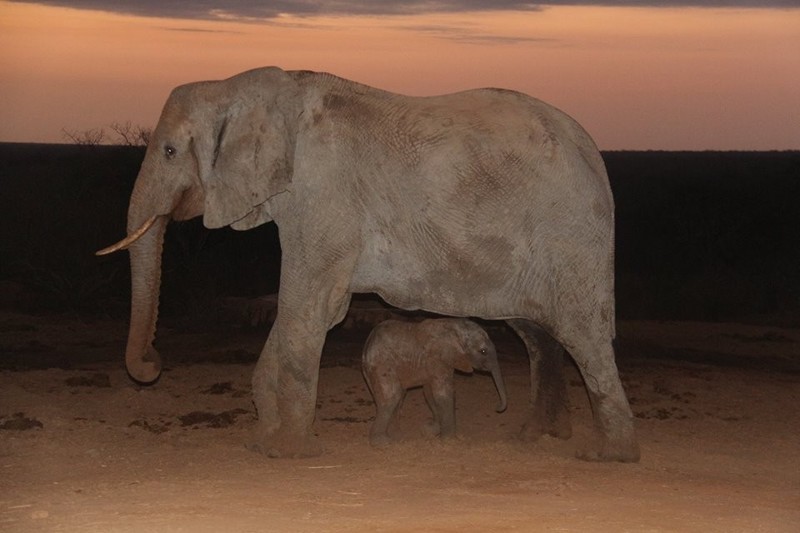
xmin=1 ymin=309 xmax=799 ymax=532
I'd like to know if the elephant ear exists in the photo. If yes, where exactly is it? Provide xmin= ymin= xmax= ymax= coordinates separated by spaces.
xmin=195 ymin=68 xmax=301 ymax=229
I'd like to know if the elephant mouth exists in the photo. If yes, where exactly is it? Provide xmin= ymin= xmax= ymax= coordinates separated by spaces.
xmin=95 ymin=215 xmax=159 ymax=256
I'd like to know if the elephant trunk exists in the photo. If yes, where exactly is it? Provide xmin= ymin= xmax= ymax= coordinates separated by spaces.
xmin=490 ymin=360 xmax=508 ymax=413
xmin=124 ymin=214 xmax=168 ymax=383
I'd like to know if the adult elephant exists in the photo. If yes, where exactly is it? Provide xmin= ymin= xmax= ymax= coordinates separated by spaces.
xmin=98 ymin=67 xmax=639 ymax=462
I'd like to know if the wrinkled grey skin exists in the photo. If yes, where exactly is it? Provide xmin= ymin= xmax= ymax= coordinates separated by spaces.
xmin=362 ymin=318 xmax=507 ymax=446
xmin=101 ymin=66 xmax=638 ymax=462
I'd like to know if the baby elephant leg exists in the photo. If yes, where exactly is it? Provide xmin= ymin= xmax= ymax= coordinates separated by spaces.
xmin=369 ymin=384 xmax=403 ymax=447
xmin=422 ymin=383 xmax=441 ymax=436
xmin=427 ymin=377 xmax=457 ymax=439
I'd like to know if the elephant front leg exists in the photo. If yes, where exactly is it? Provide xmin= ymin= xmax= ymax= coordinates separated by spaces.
xmin=248 ymin=266 xmax=354 ymax=458
xmin=427 ymin=377 xmax=457 ymax=439
xmin=249 ymin=319 xmax=327 ymax=458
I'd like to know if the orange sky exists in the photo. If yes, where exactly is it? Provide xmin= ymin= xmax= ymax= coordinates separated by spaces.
xmin=1 ymin=2 xmax=798 ymax=149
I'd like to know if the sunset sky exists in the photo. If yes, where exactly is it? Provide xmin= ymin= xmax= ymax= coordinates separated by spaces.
xmin=1 ymin=1 xmax=798 ymax=150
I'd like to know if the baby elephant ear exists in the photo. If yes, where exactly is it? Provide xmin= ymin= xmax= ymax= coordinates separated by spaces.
xmin=198 ymin=68 xmax=301 ymax=229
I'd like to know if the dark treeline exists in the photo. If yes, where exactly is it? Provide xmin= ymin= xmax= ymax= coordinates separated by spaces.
xmin=606 ymin=151 xmax=800 ymax=322
xmin=1 ymin=143 xmax=798 ymax=324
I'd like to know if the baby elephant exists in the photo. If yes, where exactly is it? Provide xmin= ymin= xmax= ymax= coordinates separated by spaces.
xmin=362 ymin=318 xmax=507 ymax=446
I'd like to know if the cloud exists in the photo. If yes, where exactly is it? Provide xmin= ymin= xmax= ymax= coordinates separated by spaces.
xmin=401 ymin=24 xmax=557 ymax=45
xmin=11 ymin=1 xmax=530 ymax=19
xmin=162 ymin=27 xmax=244 ymax=34
xmin=10 ymin=1 xmax=799 ymax=21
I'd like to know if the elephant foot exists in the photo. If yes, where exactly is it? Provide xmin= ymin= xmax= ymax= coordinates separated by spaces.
xmin=576 ymin=433 xmax=640 ymax=463
xmin=247 ymin=426 xmax=323 ymax=458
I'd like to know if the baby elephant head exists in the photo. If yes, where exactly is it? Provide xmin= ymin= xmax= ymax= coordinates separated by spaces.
xmin=443 ymin=319 xmax=507 ymax=413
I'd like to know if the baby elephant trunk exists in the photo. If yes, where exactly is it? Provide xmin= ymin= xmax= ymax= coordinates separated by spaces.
xmin=490 ymin=362 xmax=508 ymax=413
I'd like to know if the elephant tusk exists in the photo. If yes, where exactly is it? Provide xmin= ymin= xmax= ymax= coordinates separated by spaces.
xmin=95 ymin=215 xmax=159 ymax=256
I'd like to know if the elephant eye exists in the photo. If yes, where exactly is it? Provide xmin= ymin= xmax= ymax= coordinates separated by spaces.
xmin=480 ymin=348 xmax=487 ymax=355
xmin=164 ymin=145 xmax=177 ymax=159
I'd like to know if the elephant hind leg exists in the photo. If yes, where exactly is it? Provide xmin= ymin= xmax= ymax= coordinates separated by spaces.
xmin=369 ymin=385 xmax=403 ymax=447
xmin=506 ymin=319 xmax=572 ymax=441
